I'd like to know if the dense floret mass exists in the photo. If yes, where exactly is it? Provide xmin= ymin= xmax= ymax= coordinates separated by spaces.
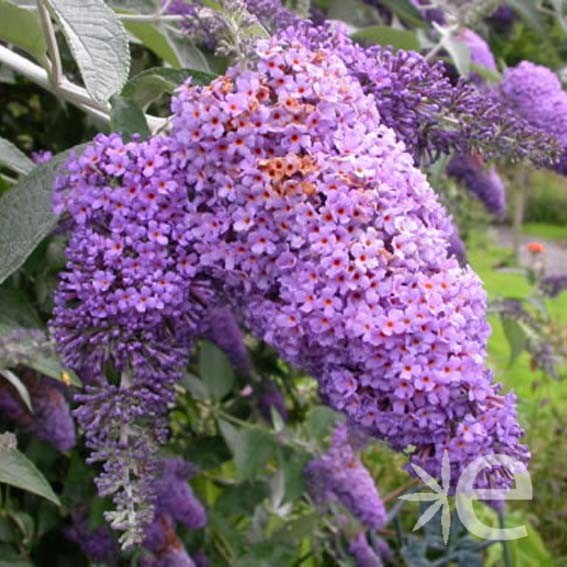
xmin=169 ymin=38 xmax=529 ymax=486
xmin=52 ymin=37 xmax=529 ymax=543
xmin=501 ymin=61 xmax=567 ymax=173
xmin=306 ymin=425 xmax=386 ymax=528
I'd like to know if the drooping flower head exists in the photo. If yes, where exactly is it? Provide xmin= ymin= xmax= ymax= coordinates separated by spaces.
xmin=169 ymin=37 xmax=529 ymax=488
xmin=64 ymin=509 xmax=119 ymax=566
xmin=0 ymin=371 xmax=76 ymax=452
xmin=501 ymin=61 xmax=567 ymax=174
xmin=458 ymin=28 xmax=497 ymax=72
xmin=52 ymin=133 xmax=217 ymax=546
xmin=306 ymin=425 xmax=387 ymax=529
xmin=447 ymin=153 xmax=506 ymax=215
xmin=200 ymin=304 xmax=253 ymax=376
xmin=257 ymin=379 xmax=288 ymax=422
xmin=142 ymin=459 xmax=205 ymax=567
xmin=349 ymin=532 xmax=384 ymax=567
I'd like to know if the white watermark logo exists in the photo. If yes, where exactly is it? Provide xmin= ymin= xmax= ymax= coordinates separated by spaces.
xmin=399 ymin=451 xmax=532 ymax=543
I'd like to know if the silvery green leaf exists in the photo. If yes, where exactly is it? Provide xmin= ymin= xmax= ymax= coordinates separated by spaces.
xmin=0 ymin=447 xmax=61 ymax=506
xmin=43 ymin=0 xmax=130 ymax=103
xmin=438 ymin=27 xmax=471 ymax=76
xmin=0 ymin=137 xmax=34 ymax=176
xmin=0 ymin=146 xmax=82 ymax=285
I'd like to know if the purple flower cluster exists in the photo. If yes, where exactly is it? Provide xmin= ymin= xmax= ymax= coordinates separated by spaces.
xmin=447 ymin=153 xmax=506 ymax=215
xmin=169 ymin=39 xmax=529 ymax=487
xmin=257 ymin=379 xmax=288 ymax=422
xmin=52 ymin=133 xmax=219 ymax=545
xmin=143 ymin=459 xmax=206 ymax=567
xmin=306 ymin=425 xmax=386 ymax=529
xmin=349 ymin=532 xmax=384 ymax=567
xmin=64 ymin=509 xmax=119 ymax=566
xmin=540 ymin=274 xmax=567 ymax=298
xmin=31 ymin=150 xmax=53 ymax=164
xmin=0 ymin=371 xmax=76 ymax=452
xmin=486 ymin=4 xmax=515 ymax=32
xmin=200 ymin=304 xmax=252 ymax=375
xmin=278 ymin=22 xmax=555 ymax=165
xmin=457 ymin=28 xmax=497 ymax=74
xmin=501 ymin=61 xmax=567 ymax=174
xmin=53 ymin=36 xmax=530 ymax=539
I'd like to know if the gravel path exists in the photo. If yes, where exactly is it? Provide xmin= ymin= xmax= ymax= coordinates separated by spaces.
xmin=493 ymin=227 xmax=567 ymax=276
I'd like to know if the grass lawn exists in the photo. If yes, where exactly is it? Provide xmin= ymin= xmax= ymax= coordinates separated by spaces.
xmin=467 ymin=230 xmax=567 ymax=417
xmin=522 ymin=222 xmax=567 ymax=242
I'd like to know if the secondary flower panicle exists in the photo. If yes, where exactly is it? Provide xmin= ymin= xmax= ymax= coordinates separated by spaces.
xmin=447 ymin=153 xmax=506 ymax=215
xmin=501 ymin=61 xmax=567 ymax=174
xmin=306 ymin=425 xmax=387 ymax=529
xmin=51 ymin=133 xmax=218 ymax=546
xmin=349 ymin=532 xmax=384 ymax=567
xmin=142 ymin=459 xmax=206 ymax=567
xmin=0 ymin=371 xmax=76 ymax=452
xmin=64 ymin=509 xmax=119 ymax=566
xmin=278 ymin=22 xmax=557 ymax=166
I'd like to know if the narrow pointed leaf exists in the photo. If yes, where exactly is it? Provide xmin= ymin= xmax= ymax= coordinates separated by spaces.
xmin=0 ymin=447 xmax=60 ymax=505
xmin=412 ymin=499 xmax=444 ymax=532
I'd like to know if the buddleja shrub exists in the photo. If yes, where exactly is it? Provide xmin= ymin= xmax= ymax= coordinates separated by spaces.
xmin=0 ymin=1 xmax=566 ymax=566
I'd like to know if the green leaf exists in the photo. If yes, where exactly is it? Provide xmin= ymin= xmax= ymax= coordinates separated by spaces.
xmin=351 ymin=26 xmax=420 ymax=51
xmin=507 ymin=0 xmax=545 ymax=36
xmin=506 ymin=518 xmax=554 ymax=567
xmin=377 ymin=0 xmax=425 ymax=27
xmin=199 ymin=341 xmax=235 ymax=401
xmin=181 ymin=371 xmax=208 ymax=401
xmin=164 ymin=29 xmax=211 ymax=72
xmin=0 ymin=557 xmax=34 ymax=567
xmin=44 ymin=0 xmax=130 ymax=104
xmin=440 ymin=31 xmax=471 ymax=76
xmin=306 ymin=405 xmax=339 ymax=441
xmin=500 ymin=315 xmax=528 ymax=367
xmin=0 ymin=287 xmax=42 ymax=329
xmin=218 ymin=419 xmax=239 ymax=454
xmin=121 ymin=67 xmax=217 ymax=109
xmin=0 ymin=138 xmax=34 ymax=176
xmin=184 ymin=436 xmax=231 ymax=470
xmin=0 ymin=447 xmax=60 ymax=506
xmin=0 ymin=147 xmax=80 ymax=285
xmin=215 ymin=481 xmax=267 ymax=516
xmin=235 ymin=541 xmax=296 ymax=567
xmin=469 ymin=63 xmax=501 ymax=84
xmin=0 ymin=0 xmax=47 ymax=63
xmin=278 ymin=447 xmax=309 ymax=503
xmin=26 ymin=355 xmax=81 ymax=387
xmin=233 ymin=429 xmax=276 ymax=482
xmin=110 ymin=94 xmax=150 ymax=139
xmin=122 ymin=18 xmax=181 ymax=67
xmin=0 ymin=369 xmax=32 ymax=412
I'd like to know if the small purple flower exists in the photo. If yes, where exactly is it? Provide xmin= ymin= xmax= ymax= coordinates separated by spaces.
xmin=0 ymin=372 xmax=76 ymax=452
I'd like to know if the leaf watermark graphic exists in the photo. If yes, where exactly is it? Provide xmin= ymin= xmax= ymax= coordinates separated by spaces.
xmin=399 ymin=450 xmax=533 ymax=544
xmin=399 ymin=450 xmax=452 ymax=543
